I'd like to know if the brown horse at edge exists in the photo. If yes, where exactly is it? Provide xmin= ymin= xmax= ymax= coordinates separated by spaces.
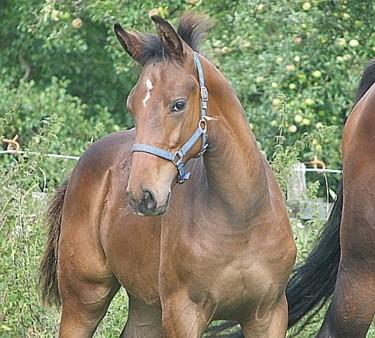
xmin=40 ymin=14 xmax=296 ymax=337
xmin=287 ymin=59 xmax=375 ymax=337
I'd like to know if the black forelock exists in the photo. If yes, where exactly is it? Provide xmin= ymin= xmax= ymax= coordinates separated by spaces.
xmin=136 ymin=13 xmax=213 ymax=65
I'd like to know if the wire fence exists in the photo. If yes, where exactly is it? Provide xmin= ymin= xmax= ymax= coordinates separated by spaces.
xmin=0 ymin=149 xmax=343 ymax=173
xmin=0 ymin=150 xmax=80 ymax=161
xmin=1 ymin=148 xmax=341 ymax=221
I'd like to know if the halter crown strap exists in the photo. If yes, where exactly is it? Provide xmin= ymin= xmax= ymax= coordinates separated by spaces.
xmin=193 ymin=53 xmax=208 ymax=118
xmin=132 ymin=52 xmax=208 ymax=184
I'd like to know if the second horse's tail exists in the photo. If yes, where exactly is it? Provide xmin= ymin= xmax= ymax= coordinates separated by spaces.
xmin=286 ymin=180 xmax=343 ymax=330
xmin=287 ymin=58 xmax=375 ymax=332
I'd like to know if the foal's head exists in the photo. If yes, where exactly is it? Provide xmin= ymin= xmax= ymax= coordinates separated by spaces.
xmin=115 ymin=14 xmax=212 ymax=216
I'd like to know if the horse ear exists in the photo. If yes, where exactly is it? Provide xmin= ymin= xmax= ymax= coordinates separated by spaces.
xmin=114 ymin=23 xmax=144 ymax=63
xmin=151 ymin=15 xmax=184 ymax=59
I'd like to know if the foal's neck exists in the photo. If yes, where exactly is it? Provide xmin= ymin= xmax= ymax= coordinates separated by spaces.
xmin=202 ymin=59 xmax=270 ymax=224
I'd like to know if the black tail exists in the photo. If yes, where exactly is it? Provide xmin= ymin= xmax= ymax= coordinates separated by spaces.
xmin=287 ymin=58 xmax=375 ymax=331
xmin=39 ymin=182 xmax=68 ymax=306
xmin=286 ymin=181 xmax=342 ymax=330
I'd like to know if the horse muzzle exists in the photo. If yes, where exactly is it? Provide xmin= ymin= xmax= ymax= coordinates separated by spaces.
xmin=127 ymin=189 xmax=170 ymax=216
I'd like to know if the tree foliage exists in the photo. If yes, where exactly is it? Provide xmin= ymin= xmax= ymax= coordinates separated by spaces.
xmin=2 ymin=0 xmax=374 ymax=170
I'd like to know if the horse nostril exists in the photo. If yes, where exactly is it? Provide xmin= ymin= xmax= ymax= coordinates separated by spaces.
xmin=142 ymin=190 xmax=157 ymax=211
xmin=127 ymin=191 xmax=137 ymax=208
xmin=127 ymin=189 xmax=158 ymax=215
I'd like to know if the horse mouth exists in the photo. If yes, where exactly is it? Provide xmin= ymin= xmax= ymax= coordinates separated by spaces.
xmin=132 ymin=192 xmax=171 ymax=217
xmin=136 ymin=204 xmax=167 ymax=216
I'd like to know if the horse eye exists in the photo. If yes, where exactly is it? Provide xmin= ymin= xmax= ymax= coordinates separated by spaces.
xmin=171 ymin=99 xmax=186 ymax=112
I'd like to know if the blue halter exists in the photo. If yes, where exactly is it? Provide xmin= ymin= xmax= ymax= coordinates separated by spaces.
xmin=132 ymin=52 xmax=209 ymax=184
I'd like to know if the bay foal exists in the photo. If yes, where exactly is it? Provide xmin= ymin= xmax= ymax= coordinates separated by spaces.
xmin=40 ymin=14 xmax=296 ymax=337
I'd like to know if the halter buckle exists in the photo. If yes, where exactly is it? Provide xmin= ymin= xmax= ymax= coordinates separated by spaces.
xmin=172 ymin=150 xmax=183 ymax=165
xmin=172 ymin=152 xmax=191 ymax=184
xmin=201 ymin=86 xmax=208 ymax=101
xmin=197 ymin=143 xmax=208 ymax=157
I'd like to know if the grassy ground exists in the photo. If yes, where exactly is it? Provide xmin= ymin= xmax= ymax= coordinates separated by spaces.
xmin=1 ymin=182 xmax=374 ymax=337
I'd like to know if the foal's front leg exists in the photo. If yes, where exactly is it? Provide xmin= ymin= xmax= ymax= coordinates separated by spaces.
xmin=161 ymin=289 xmax=216 ymax=338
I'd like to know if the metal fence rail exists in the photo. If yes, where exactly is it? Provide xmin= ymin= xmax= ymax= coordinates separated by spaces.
xmin=0 ymin=150 xmax=343 ymax=173
xmin=0 ymin=150 xmax=80 ymax=161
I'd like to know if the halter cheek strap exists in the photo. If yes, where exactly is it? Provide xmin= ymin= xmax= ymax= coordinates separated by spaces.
xmin=131 ymin=52 xmax=209 ymax=184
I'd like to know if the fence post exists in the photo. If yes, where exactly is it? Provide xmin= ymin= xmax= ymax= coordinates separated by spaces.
xmin=287 ymin=162 xmax=306 ymax=202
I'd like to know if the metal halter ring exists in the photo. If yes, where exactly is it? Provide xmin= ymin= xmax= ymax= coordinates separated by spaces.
xmin=199 ymin=118 xmax=207 ymax=133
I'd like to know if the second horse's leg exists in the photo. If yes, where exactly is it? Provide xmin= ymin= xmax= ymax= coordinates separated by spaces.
xmin=317 ymin=258 xmax=375 ymax=338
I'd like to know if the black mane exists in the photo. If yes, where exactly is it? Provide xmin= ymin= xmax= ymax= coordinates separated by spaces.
xmin=137 ymin=13 xmax=212 ymax=65
xmin=354 ymin=58 xmax=375 ymax=105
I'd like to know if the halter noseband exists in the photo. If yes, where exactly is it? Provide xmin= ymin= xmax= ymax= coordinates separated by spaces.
xmin=131 ymin=52 xmax=209 ymax=184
